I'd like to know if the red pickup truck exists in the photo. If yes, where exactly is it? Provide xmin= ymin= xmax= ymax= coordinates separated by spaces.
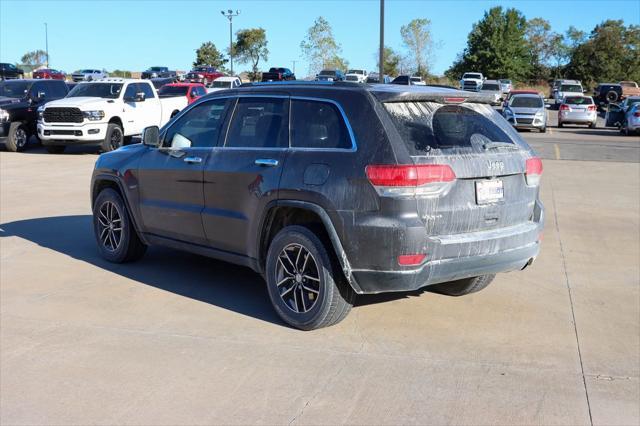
xmin=185 ymin=66 xmax=225 ymax=87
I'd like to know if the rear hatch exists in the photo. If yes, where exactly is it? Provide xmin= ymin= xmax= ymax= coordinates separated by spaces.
xmin=380 ymin=99 xmax=540 ymax=236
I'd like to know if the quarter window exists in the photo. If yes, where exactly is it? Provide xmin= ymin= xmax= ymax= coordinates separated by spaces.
xmin=290 ymin=99 xmax=351 ymax=149
xmin=163 ymin=99 xmax=229 ymax=148
xmin=225 ymin=97 xmax=289 ymax=148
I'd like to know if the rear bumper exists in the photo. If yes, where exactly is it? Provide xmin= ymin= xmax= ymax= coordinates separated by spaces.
xmin=559 ymin=112 xmax=596 ymax=124
xmin=347 ymin=200 xmax=544 ymax=294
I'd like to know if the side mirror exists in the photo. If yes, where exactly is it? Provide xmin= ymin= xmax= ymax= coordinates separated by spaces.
xmin=135 ymin=92 xmax=146 ymax=102
xmin=142 ymin=126 xmax=160 ymax=147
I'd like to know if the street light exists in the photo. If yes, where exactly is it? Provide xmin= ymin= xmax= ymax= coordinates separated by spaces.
xmin=221 ymin=9 xmax=240 ymax=75
xmin=44 ymin=22 xmax=49 ymax=68
xmin=379 ymin=0 xmax=384 ymax=83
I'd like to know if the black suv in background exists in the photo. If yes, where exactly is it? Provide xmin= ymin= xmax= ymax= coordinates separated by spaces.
xmin=0 ymin=79 xmax=68 ymax=151
xmin=0 ymin=63 xmax=24 ymax=80
xmin=91 ymin=82 xmax=544 ymax=330
xmin=261 ymin=67 xmax=296 ymax=82
xmin=593 ymin=83 xmax=623 ymax=109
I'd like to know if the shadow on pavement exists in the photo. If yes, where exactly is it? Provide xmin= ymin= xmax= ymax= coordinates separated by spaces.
xmin=0 ymin=215 xmax=283 ymax=326
xmin=0 ymin=215 xmax=433 ymax=324
xmin=556 ymin=128 xmax=622 ymax=137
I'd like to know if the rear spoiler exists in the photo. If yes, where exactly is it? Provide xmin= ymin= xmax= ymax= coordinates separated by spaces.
xmin=371 ymin=88 xmax=495 ymax=105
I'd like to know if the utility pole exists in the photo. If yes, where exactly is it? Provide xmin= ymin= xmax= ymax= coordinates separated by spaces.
xmin=292 ymin=60 xmax=297 ymax=74
xmin=378 ymin=0 xmax=384 ymax=82
xmin=221 ymin=9 xmax=240 ymax=75
xmin=44 ymin=22 xmax=49 ymax=67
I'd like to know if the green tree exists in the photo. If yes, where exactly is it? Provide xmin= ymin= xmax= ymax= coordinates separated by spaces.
xmin=300 ymin=16 xmax=347 ymax=76
xmin=526 ymin=17 xmax=560 ymax=80
xmin=446 ymin=7 xmax=532 ymax=82
xmin=565 ymin=20 xmax=640 ymax=86
xmin=233 ymin=28 xmax=269 ymax=81
xmin=400 ymin=18 xmax=434 ymax=77
xmin=20 ymin=50 xmax=48 ymax=68
xmin=193 ymin=41 xmax=228 ymax=70
xmin=375 ymin=46 xmax=402 ymax=76
xmin=111 ymin=70 xmax=132 ymax=78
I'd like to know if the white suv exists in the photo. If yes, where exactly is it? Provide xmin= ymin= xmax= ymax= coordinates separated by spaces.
xmin=37 ymin=79 xmax=188 ymax=153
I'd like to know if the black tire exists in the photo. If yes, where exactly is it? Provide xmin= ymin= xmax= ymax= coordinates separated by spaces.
xmin=45 ymin=145 xmax=66 ymax=154
xmin=101 ymin=123 xmax=124 ymax=152
xmin=558 ymin=121 xmax=563 ymax=128
xmin=428 ymin=274 xmax=495 ymax=297
xmin=5 ymin=122 xmax=29 ymax=152
xmin=265 ymin=225 xmax=355 ymax=330
xmin=606 ymin=90 xmax=619 ymax=103
xmin=589 ymin=122 xmax=596 ymax=129
xmin=540 ymin=126 xmax=547 ymax=133
xmin=93 ymin=188 xmax=147 ymax=263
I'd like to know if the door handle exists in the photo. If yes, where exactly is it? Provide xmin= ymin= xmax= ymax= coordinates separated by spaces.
xmin=183 ymin=156 xmax=202 ymax=164
xmin=255 ymin=158 xmax=279 ymax=167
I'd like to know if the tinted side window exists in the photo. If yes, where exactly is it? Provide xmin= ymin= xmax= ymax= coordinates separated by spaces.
xmin=225 ymin=97 xmax=289 ymax=148
xmin=47 ymin=82 xmax=68 ymax=98
xmin=163 ymin=99 xmax=229 ymax=148
xmin=291 ymin=100 xmax=352 ymax=149
xmin=139 ymin=83 xmax=155 ymax=99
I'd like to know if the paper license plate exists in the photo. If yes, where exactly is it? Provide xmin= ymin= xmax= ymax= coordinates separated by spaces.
xmin=476 ymin=179 xmax=504 ymax=204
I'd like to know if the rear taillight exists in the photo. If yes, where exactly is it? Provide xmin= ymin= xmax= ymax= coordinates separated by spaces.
xmin=559 ymin=104 xmax=570 ymax=111
xmin=587 ymin=105 xmax=596 ymax=111
xmin=525 ymin=157 xmax=543 ymax=187
xmin=398 ymin=254 xmax=427 ymax=266
xmin=366 ymin=164 xmax=456 ymax=198
xmin=634 ymin=112 xmax=640 ymax=117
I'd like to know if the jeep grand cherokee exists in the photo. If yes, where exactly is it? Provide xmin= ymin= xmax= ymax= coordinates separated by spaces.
xmin=91 ymin=82 xmax=544 ymax=330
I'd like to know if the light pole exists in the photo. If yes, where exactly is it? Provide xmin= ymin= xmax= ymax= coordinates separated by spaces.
xmin=379 ymin=0 xmax=384 ymax=82
xmin=221 ymin=9 xmax=240 ymax=75
xmin=292 ymin=60 xmax=297 ymax=75
xmin=44 ymin=22 xmax=49 ymax=67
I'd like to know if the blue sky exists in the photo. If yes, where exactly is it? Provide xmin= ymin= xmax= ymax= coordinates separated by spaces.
xmin=1 ymin=0 xmax=638 ymax=77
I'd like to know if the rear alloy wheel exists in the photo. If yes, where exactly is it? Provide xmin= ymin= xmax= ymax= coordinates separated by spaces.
xmin=101 ymin=123 xmax=123 ymax=152
xmin=265 ymin=225 xmax=354 ymax=330
xmin=428 ymin=274 xmax=496 ymax=297
xmin=5 ymin=122 xmax=29 ymax=152
xmin=93 ymin=188 xmax=146 ymax=263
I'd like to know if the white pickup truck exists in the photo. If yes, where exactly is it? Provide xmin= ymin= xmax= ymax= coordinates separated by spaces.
xmin=460 ymin=72 xmax=485 ymax=92
xmin=37 ymin=78 xmax=188 ymax=153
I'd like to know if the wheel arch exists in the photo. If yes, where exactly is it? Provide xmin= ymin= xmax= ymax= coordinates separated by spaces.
xmin=91 ymin=175 xmax=148 ymax=244
xmin=257 ymin=200 xmax=362 ymax=293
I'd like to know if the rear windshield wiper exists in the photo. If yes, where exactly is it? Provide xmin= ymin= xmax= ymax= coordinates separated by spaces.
xmin=483 ymin=141 xmax=519 ymax=150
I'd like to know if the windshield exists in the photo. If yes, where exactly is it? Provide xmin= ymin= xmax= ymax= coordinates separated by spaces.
xmin=511 ymin=96 xmax=543 ymax=108
xmin=620 ymin=82 xmax=637 ymax=88
xmin=0 ymin=81 xmax=29 ymax=98
xmin=149 ymin=67 xmax=166 ymax=72
xmin=560 ymin=85 xmax=582 ymax=93
xmin=347 ymin=70 xmax=364 ymax=75
xmin=79 ymin=69 xmax=94 ymax=73
xmin=319 ymin=70 xmax=336 ymax=76
xmin=626 ymin=98 xmax=640 ymax=107
xmin=193 ymin=67 xmax=211 ymax=72
xmin=482 ymin=83 xmax=500 ymax=91
xmin=565 ymin=96 xmax=593 ymax=105
xmin=211 ymin=80 xmax=232 ymax=88
xmin=158 ymin=85 xmax=188 ymax=96
xmin=464 ymin=73 xmax=482 ymax=79
xmin=500 ymin=79 xmax=511 ymax=84
xmin=67 ymin=83 xmax=123 ymax=99
xmin=384 ymin=102 xmax=518 ymax=154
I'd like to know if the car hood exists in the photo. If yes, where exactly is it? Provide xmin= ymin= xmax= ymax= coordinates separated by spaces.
xmin=0 ymin=96 xmax=24 ymax=107
xmin=44 ymin=97 xmax=113 ymax=109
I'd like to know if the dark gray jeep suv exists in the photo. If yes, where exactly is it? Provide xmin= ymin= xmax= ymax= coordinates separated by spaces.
xmin=91 ymin=82 xmax=544 ymax=330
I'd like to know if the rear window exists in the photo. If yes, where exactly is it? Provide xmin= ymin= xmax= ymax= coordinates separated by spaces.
xmin=511 ymin=96 xmax=543 ymax=108
xmin=560 ymin=84 xmax=582 ymax=92
xmin=565 ymin=96 xmax=593 ymax=105
xmin=482 ymin=83 xmax=500 ymax=91
xmin=384 ymin=102 xmax=516 ymax=154
xmin=159 ymin=85 xmax=188 ymax=96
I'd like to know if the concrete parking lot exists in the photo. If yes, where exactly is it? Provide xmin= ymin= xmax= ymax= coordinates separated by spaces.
xmin=1 ymin=113 xmax=639 ymax=425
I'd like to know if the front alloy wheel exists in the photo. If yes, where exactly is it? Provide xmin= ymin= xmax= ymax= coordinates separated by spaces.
xmin=97 ymin=200 xmax=123 ymax=252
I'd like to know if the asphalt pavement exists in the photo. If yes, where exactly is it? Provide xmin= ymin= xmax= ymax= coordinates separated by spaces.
xmin=1 ymin=118 xmax=639 ymax=425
